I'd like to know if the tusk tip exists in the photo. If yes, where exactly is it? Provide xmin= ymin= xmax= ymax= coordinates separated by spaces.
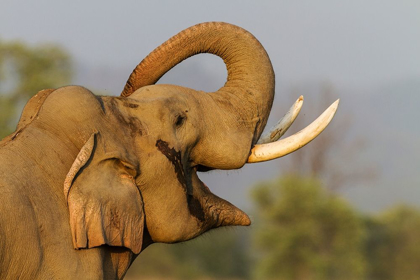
xmin=331 ymin=99 xmax=340 ymax=111
xmin=323 ymin=99 xmax=340 ymax=124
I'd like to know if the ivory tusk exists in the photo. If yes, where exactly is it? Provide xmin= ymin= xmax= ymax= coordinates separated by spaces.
xmin=257 ymin=96 xmax=303 ymax=144
xmin=248 ymin=99 xmax=340 ymax=163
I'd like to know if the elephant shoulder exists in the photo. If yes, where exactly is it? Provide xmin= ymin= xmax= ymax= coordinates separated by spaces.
xmin=0 ymin=190 xmax=43 ymax=278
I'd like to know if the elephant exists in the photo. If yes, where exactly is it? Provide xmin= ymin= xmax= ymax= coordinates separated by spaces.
xmin=0 ymin=22 xmax=338 ymax=279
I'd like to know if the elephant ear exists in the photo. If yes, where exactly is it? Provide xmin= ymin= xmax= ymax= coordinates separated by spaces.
xmin=64 ymin=133 xmax=144 ymax=254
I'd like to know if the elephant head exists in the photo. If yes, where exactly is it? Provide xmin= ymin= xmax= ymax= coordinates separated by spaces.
xmin=62 ymin=22 xmax=338 ymax=255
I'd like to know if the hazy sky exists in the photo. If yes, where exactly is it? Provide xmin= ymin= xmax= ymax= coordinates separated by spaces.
xmin=1 ymin=0 xmax=419 ymax=91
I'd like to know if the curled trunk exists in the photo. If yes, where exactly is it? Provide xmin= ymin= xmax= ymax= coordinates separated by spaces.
xmin=122 ymin=22 xmax=275 ymax=169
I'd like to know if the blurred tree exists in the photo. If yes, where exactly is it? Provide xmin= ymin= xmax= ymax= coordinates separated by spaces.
xmin=126 ymin=227 xmax=251 ymax=279
xmin=251 ymin=175 xmax=366 ymax=280
xmin=364 ymin=205 xmax=420 ymax=280
xmin=0 ymin=39 xmax=72 ymax=138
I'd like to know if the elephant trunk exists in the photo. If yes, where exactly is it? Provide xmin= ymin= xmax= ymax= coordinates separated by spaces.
xmin=121 ymin=22 xmax=275 ymax=169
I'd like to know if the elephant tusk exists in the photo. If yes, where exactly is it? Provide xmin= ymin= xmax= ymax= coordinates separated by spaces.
xmin=247 ymin=99 xmax=339 ymax=163
xmin=257 ymin=96 xmax=303 ymax=144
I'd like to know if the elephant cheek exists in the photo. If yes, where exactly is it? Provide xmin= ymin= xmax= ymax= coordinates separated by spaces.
xmin=142 ymin=194 xmax=205 ymax=243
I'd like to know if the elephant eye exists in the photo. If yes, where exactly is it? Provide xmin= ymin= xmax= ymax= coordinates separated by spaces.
xmin=175 ymin=114 xmax=186 ymax=127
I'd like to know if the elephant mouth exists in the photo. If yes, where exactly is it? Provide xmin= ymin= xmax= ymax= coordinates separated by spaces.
xmin=196 ymin=165 xmax=215 ymax=172
xmin=156 ymin=139 xmax=250 ymax=228
xmin=193 ymin=173 xmax=251 ymax=228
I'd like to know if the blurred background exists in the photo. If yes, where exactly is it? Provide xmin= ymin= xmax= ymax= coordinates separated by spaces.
xmin=1 ymin=1 xmax=419 ymax=279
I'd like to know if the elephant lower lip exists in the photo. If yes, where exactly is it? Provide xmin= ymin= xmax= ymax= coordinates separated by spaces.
xmin=200 ymin=182 xmax=251 ymax=227
xmin=216 ymin=208 xmax=251 ymax=227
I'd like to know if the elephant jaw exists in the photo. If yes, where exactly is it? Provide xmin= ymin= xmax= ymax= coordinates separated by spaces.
xmin=206 ymin=193 xmax=251 ymax=227
xmin=196 ymin=180 xmax=251 ymax=229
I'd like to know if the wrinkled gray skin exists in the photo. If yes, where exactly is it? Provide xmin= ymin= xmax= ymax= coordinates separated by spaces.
xmin=0 ymin=22 xmax=274 ymax=279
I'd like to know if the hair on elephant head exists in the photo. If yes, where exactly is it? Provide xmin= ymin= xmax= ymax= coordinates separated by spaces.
xmin=0 ymin=22 xmax=338 ymax=279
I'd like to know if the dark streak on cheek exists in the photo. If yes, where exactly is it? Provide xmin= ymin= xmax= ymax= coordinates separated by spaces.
xmin=156 ymin=139 xmax=205 ymax=222
xmin=188 ymin=195 xmax=205 ymax=222
xmin=156 ymin=140 xmax=187 ymax=190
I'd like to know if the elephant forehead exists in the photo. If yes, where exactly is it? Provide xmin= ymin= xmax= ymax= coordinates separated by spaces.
xmin=129 ymin=85 xmax=197 ymax=105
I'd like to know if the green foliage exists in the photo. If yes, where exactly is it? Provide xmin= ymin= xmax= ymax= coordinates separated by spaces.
xmin=0 ymin=95 xmax=14 ymax=133
xmin=0 ymin=39 xmax=72 ymax=138
xmin=251 ymin=175 xmax=366 ymax=280
xmin=364 ymin=205 xmax=420 ymax=280
xmin=127 ymin=228 xmax=251 ymax=279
